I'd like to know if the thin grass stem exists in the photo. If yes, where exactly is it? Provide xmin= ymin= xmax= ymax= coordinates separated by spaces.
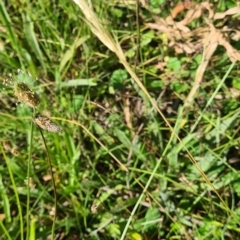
xmin=26 ymin=109 xmax=35 ymax=240
xmin=38 ymin=128 xmax=57 ymax=240
xmin=0 ymin=220 xmax=12 ymax=240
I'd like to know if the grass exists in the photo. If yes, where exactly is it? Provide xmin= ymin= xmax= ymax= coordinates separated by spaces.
xmin=0 ymin=0 xmax=240 ymax=239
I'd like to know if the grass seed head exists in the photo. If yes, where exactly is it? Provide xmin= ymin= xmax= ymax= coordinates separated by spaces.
xmin=14 ymin=82 xmax=40 ymax=108
xmin=34 ymin=116 xmax=62 ymax=133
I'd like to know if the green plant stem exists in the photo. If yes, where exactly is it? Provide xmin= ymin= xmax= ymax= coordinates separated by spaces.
xmin=39 ymin=128 xmax=57 ymax=240
xmin=0 ymin=220 xmax=12 ymax=240
xmin=26 ymin=109 xmax=35 ymax=240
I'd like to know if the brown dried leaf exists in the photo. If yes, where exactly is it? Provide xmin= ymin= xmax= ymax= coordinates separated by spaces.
xmin=146 ymin=22 xmax=169 ymax=33
xmin=214 ymin=6 xmax=240 ymax=20
xmin=171 ymin=1 xmax=195 ymax=19
xmin=186 ymin=26 xmax=220 ymax=103
xmin=145 ymin=0 xmax=240 ymax=104
xmin=180 ymin=5 xmax=203 ymax=25
xmin=172 ymin=21 xmax=191 ymax=33
xmin=230 ymin=30 xmax=240 ymax=41
xmin=173 ymin=42 xmax=201 ymax=54
xmin=181 ymin=2 xmax=214 ymax=25
xmin=219 ymin=38 xmax=240 ymax=62
xmin=165 ymin=16 xmax=191 ymax=33
xmin=203 ymin=27 xmax=220 ymax=59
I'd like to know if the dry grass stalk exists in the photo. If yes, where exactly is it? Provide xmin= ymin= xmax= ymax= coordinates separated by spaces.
xmin=72 ymin=0 xmax=163 ymax=120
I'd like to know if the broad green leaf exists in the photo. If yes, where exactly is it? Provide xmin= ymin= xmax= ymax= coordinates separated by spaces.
xmin=110 ymin=69 xmax=128 ymax=90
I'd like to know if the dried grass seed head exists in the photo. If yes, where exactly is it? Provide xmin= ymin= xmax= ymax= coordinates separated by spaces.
xmin=14 ymin=82 xmax=40 ymax=108
xmin=34 ymin=116 xmax=62 ymax=133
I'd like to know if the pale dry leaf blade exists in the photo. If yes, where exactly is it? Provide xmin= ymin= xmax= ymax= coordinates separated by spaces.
xmin=214 ymin=6 xmax=240 ymax=20
xmin=186 ymin=28 xmax=220 ymax=103
xmin=230 ymin=30 xmax=240 ymax=41
xmin=146 ymin=22 xmax=170 ymax=33
xmin=219 ymin=38 xmax=240 ymax=62
xmin=180 ymin=7 xmax=203 ymax=25
xmin=173 ymin=22 xmax=191 ymax=33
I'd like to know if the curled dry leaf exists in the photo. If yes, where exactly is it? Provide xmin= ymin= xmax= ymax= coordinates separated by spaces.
xmin=179 ymin=2 xmax=213 ymax=26
xmin=171 ymin=1 xmax=195 ymax=19
xmin=230 ymin=30 xmax=240 ymax=41
xmin=219 ymin=38 xmax=240 ymax=62
xmin=214 ymin=6 xmax=240 ymax=20
xmin=186 ymin=27 xmax=220 ymax=103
